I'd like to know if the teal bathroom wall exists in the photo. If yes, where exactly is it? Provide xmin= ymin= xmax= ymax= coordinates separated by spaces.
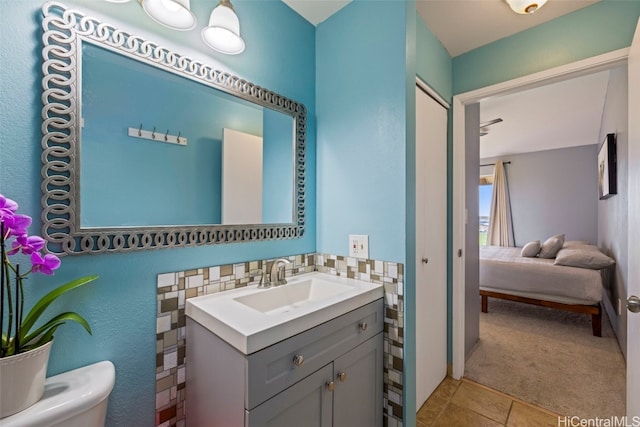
xmin=416 ymin=17 xmax=453 ymax=102
xmin=315 ymin=0 xmax=408 ymax=264
xmin=263 ymin=108 xmax=296 ymax=223
xmin=316 ymin=1 xmax=417 ymax=423
xmin=453 ymin=0 xmax=640 ymax=94
xmin=0 ymin=1 xmax=315 ymax=425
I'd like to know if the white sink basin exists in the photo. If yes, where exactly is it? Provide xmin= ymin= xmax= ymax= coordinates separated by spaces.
xmin=186 ymin=272 xmax=383 ymax=354
xmin=234 ymin=277 xmax=352 ymax=315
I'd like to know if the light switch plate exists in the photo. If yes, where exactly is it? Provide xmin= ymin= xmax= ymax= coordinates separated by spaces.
xmin=349 ymin=235 xmax=369 ymax=259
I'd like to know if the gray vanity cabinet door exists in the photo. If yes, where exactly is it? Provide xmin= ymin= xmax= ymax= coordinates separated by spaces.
xmin=245 ymin=364 xmax=333 ymax=427
xmin=333 ymin=333 xmax=384 ymax=427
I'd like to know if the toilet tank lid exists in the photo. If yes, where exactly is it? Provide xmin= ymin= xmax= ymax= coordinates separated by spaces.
xmin=2 ymin=360 xmax=115 ymax=427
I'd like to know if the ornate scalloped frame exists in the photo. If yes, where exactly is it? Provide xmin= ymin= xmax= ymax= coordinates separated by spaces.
xmin=41 ymin=2 xmax=306 ymax=255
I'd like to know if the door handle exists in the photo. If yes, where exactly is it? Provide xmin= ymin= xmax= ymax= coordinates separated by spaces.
xmin=628 ymin=295 xmax=640 ymax=313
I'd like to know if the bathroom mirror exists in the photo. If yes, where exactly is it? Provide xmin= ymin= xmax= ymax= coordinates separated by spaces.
xmin=41 ymin=2 xmax=306 ymax=255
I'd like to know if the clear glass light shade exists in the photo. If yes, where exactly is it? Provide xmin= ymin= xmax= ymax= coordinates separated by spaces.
xmin=201 ymin=2 xmax=245 ymax=55
xmin=506 ymin=0 xmax=548 ymax=14
xmin=141 ymin=0 xmax=197 ymax=31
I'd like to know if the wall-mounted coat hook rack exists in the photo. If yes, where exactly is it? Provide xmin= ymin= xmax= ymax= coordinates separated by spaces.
xmin=128 ymin=125 xmax=188 ymax=146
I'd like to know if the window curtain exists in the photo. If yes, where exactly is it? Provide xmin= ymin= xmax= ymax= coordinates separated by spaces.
xmin=487 ymin=160 xmax=515 ymax=246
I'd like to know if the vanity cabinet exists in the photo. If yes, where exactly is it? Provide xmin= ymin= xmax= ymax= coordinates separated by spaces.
xmin=186 ymin=299 xmax=384 ymax=427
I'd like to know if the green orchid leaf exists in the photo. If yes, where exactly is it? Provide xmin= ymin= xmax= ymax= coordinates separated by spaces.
xmin=21 ymin=311 xmax=92 ymax=345
xmin=21 ymin=324 xmax=63 ymax=352
xmin=20 ymin=275 xmax=98 ymax=337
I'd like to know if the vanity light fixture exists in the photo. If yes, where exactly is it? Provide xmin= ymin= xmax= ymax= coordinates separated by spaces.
xmin=140 ymin=0 xmax=197 ymax=31
xmin=505 ymin=0 xmax=548 ymax=14
xmin=201 ymin=0 xmax=245 ymax=55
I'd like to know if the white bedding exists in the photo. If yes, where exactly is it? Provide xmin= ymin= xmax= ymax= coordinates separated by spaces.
xmin=480 ymin=245 xmax=603 ymax=305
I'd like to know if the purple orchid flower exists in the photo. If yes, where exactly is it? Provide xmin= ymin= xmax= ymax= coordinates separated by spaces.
xmin=8 ymin=235 xmax=46 ymax=256
xmin=2 ymin=214 xmax=32 ymax=238
xmin=0 ymin=195 xmax=18 ymax=218
xmin=30 ymin=252 xmax=61 ymax=275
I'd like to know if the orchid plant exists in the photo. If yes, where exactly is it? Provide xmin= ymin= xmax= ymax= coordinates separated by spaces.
xmin=1 ymin=194 xmax=97 ymax=357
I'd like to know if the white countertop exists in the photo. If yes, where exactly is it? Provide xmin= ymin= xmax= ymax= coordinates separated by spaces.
xmin=185 ymin=272 xmax=384 ymax=354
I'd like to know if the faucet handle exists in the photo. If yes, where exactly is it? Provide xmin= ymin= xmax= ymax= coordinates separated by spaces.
xmin=257 ymin=268 xmax=271 ymax=288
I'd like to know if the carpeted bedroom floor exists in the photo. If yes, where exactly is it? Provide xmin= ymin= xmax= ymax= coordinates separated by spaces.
xmin=464 ymin=298 xmax=626 ymax=419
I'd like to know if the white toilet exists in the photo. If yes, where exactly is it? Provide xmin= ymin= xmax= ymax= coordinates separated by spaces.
xmin=2 ymin=361 xmax=115 ymax=427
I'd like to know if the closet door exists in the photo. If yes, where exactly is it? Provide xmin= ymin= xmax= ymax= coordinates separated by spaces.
xmin=415 ymin=84 xmax=448 ymax=410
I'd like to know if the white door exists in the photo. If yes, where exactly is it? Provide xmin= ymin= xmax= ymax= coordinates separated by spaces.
xmin=221 ymin=128 xmax=263 ymax=224
xmin=415 ymin=84 xmax=448 ymax=409
xmin=626 ymin=17 xmax=640 ymax=418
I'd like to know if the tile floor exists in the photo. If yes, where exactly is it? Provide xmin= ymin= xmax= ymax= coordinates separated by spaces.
xmin=417 ymin=377 xmax=561 ymax=427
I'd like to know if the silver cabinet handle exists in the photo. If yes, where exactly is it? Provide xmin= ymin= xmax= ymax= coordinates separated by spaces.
xmin=325 ymin=381 xmax=335 ymax=392
xmin=337 ymin=372 xmax=347 ymax=382
xmin=292 ymin=354 xmax=304 ymax=367
xmin=359 ymin=322 xmax=368 ymax=331
xmin=628 ymin=295 xmax=640 ymax=313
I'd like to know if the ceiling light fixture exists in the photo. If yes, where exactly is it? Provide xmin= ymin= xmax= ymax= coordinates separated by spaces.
xmin=505 ymin=0 xmax=548 ymax=14
xmin=201 ymin=0 xmax=245 ymax=55
xmin=140 ymin=0 xmax=197 ymax=31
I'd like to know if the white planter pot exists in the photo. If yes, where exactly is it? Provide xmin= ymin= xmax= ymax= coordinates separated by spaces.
xmin=0 ymin=340 xmax=53 ymax=419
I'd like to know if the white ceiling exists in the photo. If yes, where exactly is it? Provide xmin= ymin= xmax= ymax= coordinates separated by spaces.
xmin=281 ymin=0 xmax=351 ymax=26
xmin=282 ymin=0 xmax=612 ymax=159
xmin=479 ymin=70 xmax=610 ymax=159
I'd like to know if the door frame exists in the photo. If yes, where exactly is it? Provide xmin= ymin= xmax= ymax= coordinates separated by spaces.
xmin=451 ymin=47 xmax=630 ymax=379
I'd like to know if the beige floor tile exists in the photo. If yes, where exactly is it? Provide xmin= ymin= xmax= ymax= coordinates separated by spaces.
xmin=417 ymin=394 xmax=448 ymax=426
xmin=507 ymin=401 xmax=559 ymax=427
xmin=432 ymin=402 xmax=504 ymax=427
xmin=431 ymin=376 xmax=462 ymax=401
xmin=450 ymin=381 xmax=513 ymax=424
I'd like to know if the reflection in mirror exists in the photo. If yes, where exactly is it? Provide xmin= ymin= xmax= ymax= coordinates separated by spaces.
xmin=81 ymin=43 xmax=294 ymax=227
xmin=41 ymin=2 xmax=306 ymax=255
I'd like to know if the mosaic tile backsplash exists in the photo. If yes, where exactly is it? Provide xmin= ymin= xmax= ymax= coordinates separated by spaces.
xmin=155 ymin=253 xmax=404 ymax=427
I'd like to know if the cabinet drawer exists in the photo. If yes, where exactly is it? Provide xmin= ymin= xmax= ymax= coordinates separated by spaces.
xmin=245 ymin=298 xmax=383 ymax=409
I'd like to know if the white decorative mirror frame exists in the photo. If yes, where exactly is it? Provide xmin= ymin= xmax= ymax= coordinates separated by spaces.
xmin=40 ymin=2 xmax=306 ymax=255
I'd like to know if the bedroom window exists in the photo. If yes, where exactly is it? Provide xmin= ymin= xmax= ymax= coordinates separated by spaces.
xmin=479 ymin=175 xmax=493 ymax=246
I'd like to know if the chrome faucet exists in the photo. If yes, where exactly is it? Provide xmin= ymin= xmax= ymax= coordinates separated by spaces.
xmin=270 ymin=258 xmax=291 ymax=286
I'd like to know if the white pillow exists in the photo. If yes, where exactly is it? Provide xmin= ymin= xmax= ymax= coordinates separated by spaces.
xmin=539 ymin=234 xmax=565 ymax=259
xmin=563 ymin=240 xmax=590 ymax=248
xmin=554 ymin=247 xmax=615 ymax=269
xmin=521 ymin=240 xmax=541 ymax=257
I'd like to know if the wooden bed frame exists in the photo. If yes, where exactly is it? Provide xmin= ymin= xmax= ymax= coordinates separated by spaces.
xmin=480 ymin=289 xmax=602 ymax=337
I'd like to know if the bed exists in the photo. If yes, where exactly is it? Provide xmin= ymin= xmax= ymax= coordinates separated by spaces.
xmin=479 ymin=245 xmax=609 ymax=336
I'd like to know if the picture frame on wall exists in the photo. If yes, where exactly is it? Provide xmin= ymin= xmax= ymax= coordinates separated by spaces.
xmin=598 ymin=133 xmax=617 ymax=200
